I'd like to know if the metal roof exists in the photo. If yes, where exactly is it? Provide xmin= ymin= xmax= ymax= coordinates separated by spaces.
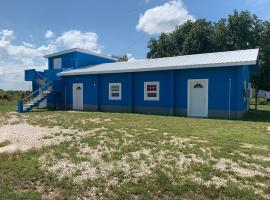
xmin=44 ymin=48 xmax=117 ymax=61
xmin=58 ymin=49 xmax=259 ymax=76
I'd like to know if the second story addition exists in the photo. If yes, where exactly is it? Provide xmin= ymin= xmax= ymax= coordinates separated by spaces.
xmin=45 ymin=48 xmax=117 ymax=71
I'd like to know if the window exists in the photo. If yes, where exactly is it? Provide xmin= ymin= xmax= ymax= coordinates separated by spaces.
xmin=144 ymin=82 xmax=159 ymax=101
xmin=109 ymin=83 xmax=121 ymax=100
xmin=194 ymin=83 xmax=203 ymax=88
xmin=53 ymin=58 xmax=62 ymax=69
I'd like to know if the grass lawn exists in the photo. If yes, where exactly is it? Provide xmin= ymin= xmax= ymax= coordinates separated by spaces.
xmin=0 ymin=100 xmax=18 ymax=113
xmin=0 ymin=103 xmax=269 ymax=199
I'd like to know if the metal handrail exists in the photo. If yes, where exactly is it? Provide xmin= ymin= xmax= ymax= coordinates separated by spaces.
xmin=35 ymin=71 xmax=47 ymax=87
xmin=34 ymin=79 xmax=46 ymax=88
xmin=36 ymin=71 xmax=44 ymax=80
xmin=22 ymin=81 xmax=53 ymax=103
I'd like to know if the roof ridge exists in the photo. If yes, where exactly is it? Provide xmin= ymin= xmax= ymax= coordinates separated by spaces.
xmin=44 ymin=48 xmax=117 ymax=61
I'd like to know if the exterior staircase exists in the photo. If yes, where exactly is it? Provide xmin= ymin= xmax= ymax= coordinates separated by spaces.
xmin=17 ymin=71 xmax=53 ymax=113
xmin=21 ymin=86 xmax=52 ymax=113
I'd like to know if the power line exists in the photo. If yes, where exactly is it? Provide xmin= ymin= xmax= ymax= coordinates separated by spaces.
xmin=118 ymin=33 xmax=148 ymax=54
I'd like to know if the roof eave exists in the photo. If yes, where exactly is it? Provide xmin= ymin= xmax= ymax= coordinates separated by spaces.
xmin=44 ymin=48 xmax=117 ymax=61
xmin=58 ymin=60 xmax=257 ymax=77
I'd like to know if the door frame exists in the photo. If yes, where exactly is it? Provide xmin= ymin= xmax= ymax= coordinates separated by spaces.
xmin=72 ymin=83 xmax=83 ymax=110
xmin=187 ymin=79 xmax=208 ymax=117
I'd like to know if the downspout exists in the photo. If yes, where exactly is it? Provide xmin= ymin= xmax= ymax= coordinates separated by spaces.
xmin=228 ymin=78 xmax=232 ymax=119
xmin=65 ymin=84 xmax=67 ymax=110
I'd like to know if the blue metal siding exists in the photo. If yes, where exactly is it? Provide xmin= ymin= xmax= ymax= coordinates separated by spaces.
xmin=44 ymin=51 xmax=117 ymax=109
xmin=22 ymin=47 xmax=258 ymax=118
xmin=48 ymin=52 xmax=116 ymax=70
xmin=76 ymin=52 xmax=116 ymax=67
xmin=63 ymin=75 xmax=98 ymax=107
xmin=98 ymin=73 xmax=131 ymax=106
xmin=48 ymin=52 xmax=77 ymax=70
xmin=133 ymin=70 xmax=173 ymax=108
xmin=44 ymin=69 xmax=62 ymax=81
xmin=25 ymin=69 xmax=37 ymax=81
xmin=61 ymin=65 xmax=255 ymax=116
xmin=174 ymin=67 xmax=239 ymax=111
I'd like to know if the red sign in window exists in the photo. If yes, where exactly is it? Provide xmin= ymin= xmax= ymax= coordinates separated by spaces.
xmin=147 ymin=85 xmax=157 ymax=91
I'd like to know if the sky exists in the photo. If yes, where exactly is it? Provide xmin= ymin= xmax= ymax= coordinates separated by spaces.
xmin=0 ymin=0 xmax=270 ymax=90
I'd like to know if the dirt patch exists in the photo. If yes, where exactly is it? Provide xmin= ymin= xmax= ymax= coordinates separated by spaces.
xmin=192 ymin=175 xmax=232 ymax=188
xmin=0 ymin=123 xmax=77 ymax=153
xmin=238 ymin=152 xmax=270 ymax=162
xmin=253 ymin=155 xmax=270 ymax=162
xmin=240 ymin=143 xmax=269 ymax=151
xmin=214 ymin=158 xmax=268 ymax=177
xmin=41 ymin=188 xmax=64 ymax=200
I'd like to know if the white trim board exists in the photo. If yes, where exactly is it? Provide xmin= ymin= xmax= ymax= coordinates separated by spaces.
xmin=109 ymin=83 xmax=122 ymax=100
xmin=144 ymin=81 xmax=160 ymax=101
xmin=53 ymin=58 xmax=62 ymax=69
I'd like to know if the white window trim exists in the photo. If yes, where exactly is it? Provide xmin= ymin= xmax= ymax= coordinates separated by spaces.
xmin=53 ymin=58 xmax=62 ymax=69
xmin=109 ymin=83 xmax=121 ymax=100
xmin=144 ymin=81 xmax=160 ymax=101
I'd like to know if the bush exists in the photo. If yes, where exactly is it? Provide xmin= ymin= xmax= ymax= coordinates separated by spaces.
xmin=250 ymin=98 xmax=270 ymax=105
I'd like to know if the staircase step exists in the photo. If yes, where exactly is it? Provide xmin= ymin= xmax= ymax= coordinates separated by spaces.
xmin=34 ymin=98 xmax=42 ymax=101
xmin=19 ymin=82 xmax=51 ymax=112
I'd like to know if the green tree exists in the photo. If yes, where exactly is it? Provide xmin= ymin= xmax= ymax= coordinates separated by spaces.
xmin=146 ymin=10 xmax=270 ymax=92
xmin=182 ymin=19 xmax=214 ymax=55
xmin=115 ymin=54 xmax=129 ymax=62
xmin=257 ymin=21 xmax=270 ymax=90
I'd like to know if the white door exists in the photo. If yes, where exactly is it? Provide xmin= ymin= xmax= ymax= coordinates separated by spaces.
xmin=188 ymin=79 xmax=208 ymax=117
xmin=73 ymin=83 xmax=83 ymax=110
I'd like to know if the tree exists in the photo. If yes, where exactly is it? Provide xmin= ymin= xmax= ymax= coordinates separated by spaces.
xmin=146 ymin=10 xmax=270 ymax=93
xmin=182 ymin=19 xmax=214 ymax=55
xmin=115 ymin=55 xmax=129 ymax=62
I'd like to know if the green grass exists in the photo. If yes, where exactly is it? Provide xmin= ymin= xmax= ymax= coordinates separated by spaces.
xmin=0 ymin=105 xmax=269 ymax=199
xmin=0 ymin=90 xmax=30 ymax=112
xmin=0 ymin=100 xmax=17 ymax=112
xmin=0 ymin=140 xmax=10 ymax=148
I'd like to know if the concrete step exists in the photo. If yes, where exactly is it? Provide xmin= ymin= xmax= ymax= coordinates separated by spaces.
xmin=43 ymin=91 xmax=51 ymax=94
xmin=21 ymin=91 xmax=50 ymax=112
xmin=23 ymin=107 xmax=31 ymax=111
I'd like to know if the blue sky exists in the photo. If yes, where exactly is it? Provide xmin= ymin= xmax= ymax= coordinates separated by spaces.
xmin=0 ymin=0 xmax=270 ymax=90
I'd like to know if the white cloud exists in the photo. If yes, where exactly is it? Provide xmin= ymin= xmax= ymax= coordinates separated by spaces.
xmin=136 ymin=0 xmax=195 ymax=35
xmin=0 ymin=29 xmax=103 ymax=90
xmin=45 ymin=30 xmax=55 ymax=39
xmin=0 ymin=29 xmax=56 ymax=90
xmin=55 ymin=30 xmax=101 ymax=53
xmin=22 ymin=42 xmax=36 ymax=48
xmin=0 ymin=29 xmax=14 ymax=41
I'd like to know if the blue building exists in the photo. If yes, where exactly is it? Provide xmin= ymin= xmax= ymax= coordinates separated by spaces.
xmin=18 ymin=48 xmax=259 ymax=119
